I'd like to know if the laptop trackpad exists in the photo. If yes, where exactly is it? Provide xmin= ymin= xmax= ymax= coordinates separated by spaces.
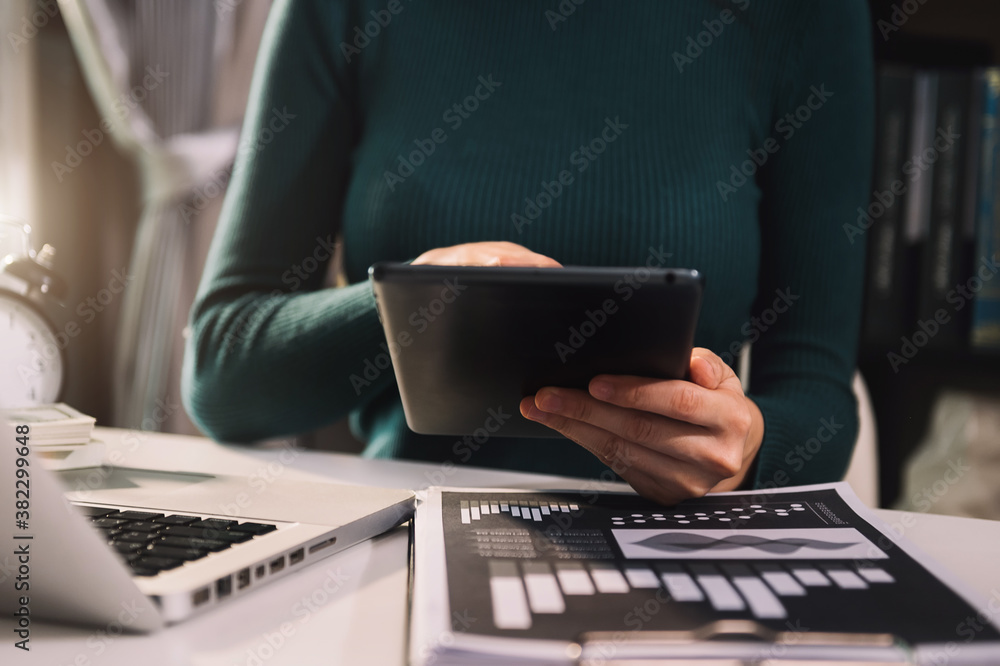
xmin=59 ymin=467 xmax=218 ymax=507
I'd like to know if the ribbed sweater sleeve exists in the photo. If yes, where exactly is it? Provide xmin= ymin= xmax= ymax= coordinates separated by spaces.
xmin=182 ymin=0 xmax=391 ymax=442
xmin=748 ymin=1 xmax=874 ymax=487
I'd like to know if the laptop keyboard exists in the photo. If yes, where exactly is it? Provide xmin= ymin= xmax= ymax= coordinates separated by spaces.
xmin=75 ymin=505 xmax=278 ymax=577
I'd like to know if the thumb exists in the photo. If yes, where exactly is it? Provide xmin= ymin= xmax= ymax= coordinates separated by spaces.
xmin=689 ymin=348 xmax=724 ymax=390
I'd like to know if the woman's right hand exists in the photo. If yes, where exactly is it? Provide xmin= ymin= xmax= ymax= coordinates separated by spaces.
xmin=411 ymin=241 xmax=562 ymax=267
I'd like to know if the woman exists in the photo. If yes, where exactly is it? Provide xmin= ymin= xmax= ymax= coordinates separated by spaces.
xmin=182 ymin=0 xmax=874 ymax=505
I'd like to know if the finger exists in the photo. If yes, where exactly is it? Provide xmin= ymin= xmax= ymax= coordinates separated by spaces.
xmin=521 ymin=396 xmax=650 ymax=470
xmin=521 ymin=395 xmax=738 ymax=500
xmin=493 ymin=253 xmax=563 ymax=268
xmin=620 ymin=467 xmax=714 ymax=506
xmin=533 ymin=387 xmax=744 ymax=478
xmin=689 ymin=347 xmax=742 ymax=392
xmin=522 ymin=398 xmax=718 ymax=504
xmin=531 ymin=387 xmax=711 ymax=459
xmin=588 ymin=375 xmax=733 ymax=430
xmin=486 ymin=241 xmax=562 ymax=267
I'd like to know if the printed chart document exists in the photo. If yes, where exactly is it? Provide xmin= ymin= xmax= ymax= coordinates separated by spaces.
xmin=410 ymin=483 xmax=1000 ymax=665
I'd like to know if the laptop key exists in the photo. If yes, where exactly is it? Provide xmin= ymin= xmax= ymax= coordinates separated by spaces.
xmin=135 ymin=556 xmax=184 ymax=571
xmin=161 ymin=525 xmax=218 ymax=539
xmin=159 ymin=536 xmax=230 ymax=552
xmin=125 ymin=521 xmax=164 ymax=533
xmin=189 ymin=519 xmax=238 ymax=530
xmin=109 ymin=511 xmax=165 ymax=521
xmin=146 ymin=545 xmax=209 ymax=561
xmin=230 ymin=522 xmax=277 ymax=535
xmin=76 ymin=506 xmax=117 ymax=517
xmin=212 ymin=531 xmax=255 ymax=544
xmin=93 ymin=518 xmax=129 ymax=529
xmin=131 ymin=567 xmax=161 ymax=577
xmin=112 ymin=542 xmax=144 ymax=554
xmin=152 ymin=514 xmax=199 ymax=525
xmin=115 ymin=531 xmax=162 ymax=544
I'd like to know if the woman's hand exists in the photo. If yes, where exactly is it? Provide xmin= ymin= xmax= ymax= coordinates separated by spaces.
xmin=519 ymin=347 xmax=765 ymax=505
xmin=411 ymin=241 xmax=562 ymax=267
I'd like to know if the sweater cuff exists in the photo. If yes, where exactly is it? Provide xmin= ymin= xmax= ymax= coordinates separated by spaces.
xmin=747 ymin=390 xmax=858 ymax=490
xmin=749 ymin=393 xmax=798 ymax=490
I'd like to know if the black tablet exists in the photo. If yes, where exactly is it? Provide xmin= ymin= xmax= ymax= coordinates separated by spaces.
xmin=368 ymin=262 xmax=704 ymax=438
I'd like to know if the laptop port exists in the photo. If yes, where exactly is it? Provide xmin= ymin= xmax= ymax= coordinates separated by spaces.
xmin=255 ymin=564 xmax=266 ymax=578
xmin=269 ymin=556 xmax=285 ymax=573
xmin=237 ymin=568 xmax=251 ymax=589
xmin=289 ymin=548 xmax=304 ymax=565
xmin=192 ymin=587 xmax=210 ymax=606
xmin=308 ymin=536 xmax=337 ymax=554
xmin=216 ymin=576 xmax=232 ymax=598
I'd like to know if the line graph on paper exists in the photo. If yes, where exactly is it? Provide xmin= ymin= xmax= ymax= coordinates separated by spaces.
xmin=613 ymin=527 xmax=887 ymax=560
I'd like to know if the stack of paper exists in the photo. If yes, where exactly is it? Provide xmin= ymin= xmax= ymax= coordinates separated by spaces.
xmin=411 ymin=483 xmax=1000 ymax=665
xmin=2 ymin=403 xmax=103 ymax=470
xmin=2 ymin=403 xmax=96 ymax=446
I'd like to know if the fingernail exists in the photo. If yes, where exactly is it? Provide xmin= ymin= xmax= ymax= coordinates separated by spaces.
xmin=537 ymin=392 xmax=562 ymax=412
xmin=591 ymin=381 xmax=612 ymax=399
xmin=524 ymin=403 xmax=548 ymax=422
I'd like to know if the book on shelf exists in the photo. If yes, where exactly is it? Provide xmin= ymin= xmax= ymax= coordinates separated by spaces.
xmin=916 ymin=69 xmax=976 ymax=350
xmin=862 ymin=62 xmax=1000 ymax=356
xmin=972 ymin=68 xmax=1000 ymax=351
xmin=861 ymin=66 xmax=916 ymax=347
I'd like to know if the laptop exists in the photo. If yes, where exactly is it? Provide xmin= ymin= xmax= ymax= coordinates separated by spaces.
xmin=1 ymin=420 xmax=414 ymax=631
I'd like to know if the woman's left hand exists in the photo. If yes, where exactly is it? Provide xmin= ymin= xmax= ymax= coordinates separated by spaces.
xmin=519 ymin=347 xmax=764 ymax=505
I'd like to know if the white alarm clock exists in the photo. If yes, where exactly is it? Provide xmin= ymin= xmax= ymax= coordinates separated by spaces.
xmin=0 ymin=242 xmax=67 ymax=408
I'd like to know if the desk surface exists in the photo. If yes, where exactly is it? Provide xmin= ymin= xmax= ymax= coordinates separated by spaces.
xmin=9 ymin=427 xmax=1000 ymax=666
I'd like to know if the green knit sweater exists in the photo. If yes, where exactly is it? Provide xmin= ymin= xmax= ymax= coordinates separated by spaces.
xmin=182 ymin=0 xmax=874 ymax=487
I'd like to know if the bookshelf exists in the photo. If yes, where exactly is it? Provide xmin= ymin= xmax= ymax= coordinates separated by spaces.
xmin=861 ymin=0 xmax=1000 ymax=506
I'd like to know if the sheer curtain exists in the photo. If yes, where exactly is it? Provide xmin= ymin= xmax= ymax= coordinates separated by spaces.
xmin=57 ymin=0 xmax=271 ymax=432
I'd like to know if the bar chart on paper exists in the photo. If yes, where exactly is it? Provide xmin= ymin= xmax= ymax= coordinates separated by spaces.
xmin=437 ymin=487 xmax=1000 ymax=647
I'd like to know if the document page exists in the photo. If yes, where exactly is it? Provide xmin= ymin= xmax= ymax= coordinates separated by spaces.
xmin=410 ymin=483 xmax=1000 ymax=665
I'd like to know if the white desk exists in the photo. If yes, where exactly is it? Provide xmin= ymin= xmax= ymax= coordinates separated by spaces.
xmin=8 ymin=427 xmax=1000 ymax=666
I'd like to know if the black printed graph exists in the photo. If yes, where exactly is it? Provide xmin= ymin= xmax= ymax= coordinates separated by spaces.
xmin=613 ymin=528 xmax=885 ymax=560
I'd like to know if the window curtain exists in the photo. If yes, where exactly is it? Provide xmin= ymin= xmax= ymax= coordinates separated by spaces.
xmin=57 ymin=0 xmax=271 ymax=432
